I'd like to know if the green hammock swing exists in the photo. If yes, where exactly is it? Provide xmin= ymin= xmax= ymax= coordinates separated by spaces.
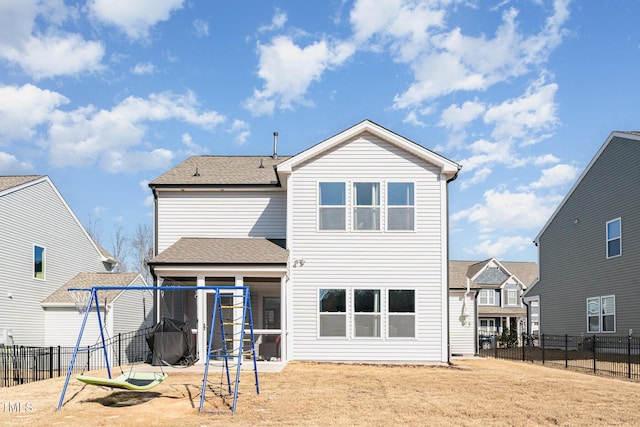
xmin=77 ymin=371 xmax=168 ymax=391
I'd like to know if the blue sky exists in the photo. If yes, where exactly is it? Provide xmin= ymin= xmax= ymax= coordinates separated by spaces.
xmin=1 ymin=0 xmax=639 ymax=267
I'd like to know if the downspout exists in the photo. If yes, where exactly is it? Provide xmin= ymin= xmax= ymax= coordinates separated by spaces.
xmin=445 ymin=167 xmax=461 ymax=365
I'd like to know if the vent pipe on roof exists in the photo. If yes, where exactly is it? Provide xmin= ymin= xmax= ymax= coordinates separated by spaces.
xmin=272 ymin=132 xmax=278 ymax=160
xmin=259 ymin=158 xmax=264 ymax=168
xmin=193 ymin=167 xmax=200 ymax=177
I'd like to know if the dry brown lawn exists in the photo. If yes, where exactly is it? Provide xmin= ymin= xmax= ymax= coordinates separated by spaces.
xmin=1 ymin=358 xmax=639 ymax=426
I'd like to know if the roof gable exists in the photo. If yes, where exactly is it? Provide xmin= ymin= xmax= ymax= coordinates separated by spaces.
xmin=42 ymin=272 xmax=143 ymax=306
xmin=449 ymin=259 xmax=538 ymax=289
xmin=277 ymin=120 xmax=460 ymax=179
xmin=535 ymin=131 xmax=640 ymax=242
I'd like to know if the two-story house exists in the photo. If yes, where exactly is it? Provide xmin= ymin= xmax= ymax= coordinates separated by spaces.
xmin=148 ymin=120 xmax=460 ymax=363
xmin=525 ymin=132 xmax=640 ymax=337
xmin=0 ymin=175 xmax=119 ymax=346
xmin=449 ymin=259 xmax=538 ymax=353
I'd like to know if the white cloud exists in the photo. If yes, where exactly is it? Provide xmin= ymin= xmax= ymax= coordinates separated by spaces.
xmin=381 ymin=1 xmax=570 ymax=109
xmin=45 ymin=91 xmax=224 ymax=171
xmin=181 ymin=132 xmax=207 ymax=155
xmin=0 ymin=1 xmax=104 ymax=79
xmin=245 ymin=36 xmax=356 ymax=115
xmin=350 ymin=0 xmax=446 ymax=61
xmin=0 ymin=84 xmax=69 ymax=142
xmin=484 ymin=81 xmax=559 ymax=142
xmin=524 ymin=164 xmax=579 ymax=190
xmin=452 ymin=188 xmax=562 ymax=233
xmin=100 ymin=148 xmax=173 ymax=173
xmin=193 ymin=19 xmax=209 ymax=37
xmin=258 ymin=11 xmax=287 ymax=33
xmin=228 ymin=120 xmax=251 ymax=145
xmin=439 ymin=100 xmax=485 ymax=131
xmin=459 ymin=167 xmax=492 ymax=190
xmin=132 ymin=62 xmax=156 ymax=75
xmin=88 ymin=0 xmax=184 ymax=40
xmin=0 ymin=152 xmax=34 ymax=174
xmin=468 ymin=235 xmax=534 ymax=259
xmin=402 ymin=111 xmax=426 ymax=127
xmin=534 ymin=153 xmax=560 ymax=165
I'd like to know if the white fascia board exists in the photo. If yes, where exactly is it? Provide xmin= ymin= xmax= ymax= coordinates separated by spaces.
xmin=277 ymin=120 xmax=460 ymax=179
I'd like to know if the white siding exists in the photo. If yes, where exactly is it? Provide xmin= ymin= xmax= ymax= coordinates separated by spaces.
xmin=43 ymin=308 xmax=104 ymax=347
xmin=287 ymin=134 xmax=448 ymax=362
xmin=449 ymin=291 xmax=476 ymax=355
xmin=156 ymin=190 xmax=286 ymax=251
xmin=112 ymin=276 xmax=154 ymax=334
xmin=0 ymin=179 xmax=109 ymax=346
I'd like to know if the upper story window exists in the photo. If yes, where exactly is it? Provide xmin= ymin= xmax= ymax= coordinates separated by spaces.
xmin=606 ymin=218 xmax=621 ymax=258
xmin=587 ymin=295 xmax=615 ymax=333
xmin=387 ymin=182 xmax=415 ymax=231
xmin=507 ymin=289 xmax=517 ymax=306
xmin=353 ymin=182 xmax=380 ymax=231
xmin=478 ymin=289 xmax=495 ymax=305
xmin=318 ymin=182 xmax=346 ymax=231
xmin=34 ymin=245 xmax=45 ymax=280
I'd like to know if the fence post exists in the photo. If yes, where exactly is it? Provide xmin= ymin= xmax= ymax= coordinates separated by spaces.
xmin=49 ymin=346 xmax=54 ymax=379
xmin=522 ymin=333 xmax=525 ymax=361
xmin=565 ymin=335 xmax=568 ymax=369
xmin=57 ymin=346 xmax=61 ymax=377
xmin=541 ymin=334 xmax=545 ymax=365
xmin=592 ymin=335 xmax=597 ymax=374
xmin=628 ymin=333 xmax=632 ymax=379
xmin=118 ymin=333 xmax=122 ymax=367
xmin=87 ymin=346 xmax=90 ymax=372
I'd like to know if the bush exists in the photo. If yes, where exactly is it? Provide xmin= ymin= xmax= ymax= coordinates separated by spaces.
xmin=498 ymin=328 xmax=518 ymax=348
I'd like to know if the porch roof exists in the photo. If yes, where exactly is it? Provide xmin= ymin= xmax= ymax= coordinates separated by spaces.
xmin=42 ymin=272 xmax=141 ymax=305
xmin=148 ymin=237 xmax=289 ymax=265
xmin=478 ymin=306 xmax=526 ymax=316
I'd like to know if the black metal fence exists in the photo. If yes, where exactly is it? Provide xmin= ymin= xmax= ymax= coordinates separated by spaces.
xmin=480 ymin=333 xmax=640 ymax=380
xmin=0 ymin=327 xmax=152 ymax=387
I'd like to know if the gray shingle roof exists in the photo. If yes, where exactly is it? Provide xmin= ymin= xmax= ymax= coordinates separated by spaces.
xmin=449 ymin=260 xmax=538 ymax=289
xmin=149 ymin=238 xmax=289 ymax=265
xmin=43 ymin=272 xmax=141 ymax=305
xmin=149 ymin=156 xmax=292 ymax=186
xmin=0 ymin=175 xmax=43 ymax=192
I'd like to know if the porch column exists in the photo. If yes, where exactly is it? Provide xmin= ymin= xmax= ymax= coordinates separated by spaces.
xmin=235 ymin=276 xmax=244 ymax=357
xmin=155 ymin=275 xmax=163 ymax=324
xmin=196 ymin=275 xmax=206 ymax=365
xmin=281 ymin=274 xmax=288 ymax=361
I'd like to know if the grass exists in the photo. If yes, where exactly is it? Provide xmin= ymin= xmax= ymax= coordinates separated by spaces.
xmin=2 ymin=358 xmax=640 ymax=426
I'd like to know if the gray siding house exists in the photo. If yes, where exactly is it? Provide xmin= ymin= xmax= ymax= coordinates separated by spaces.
xmin=525 ymin=132 xmax=640 ymax=337
xmin=148 ymin=120 xmax=461 ymax=363
xmin=0 ymin=176 xmax=118 ymax=346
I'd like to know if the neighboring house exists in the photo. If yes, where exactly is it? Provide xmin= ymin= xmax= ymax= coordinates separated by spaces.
xmin=449 ymin=259 xmax=538 ymax=355
xmin=148 ymin=120 xmax=460 ymax=363
xmin=41 ymin=272 xmax=153 ymax=347
xmin=0 ymin=175 xmax=118 ymax=346
xmin=525 ymin=131 xmax=640 ymax=337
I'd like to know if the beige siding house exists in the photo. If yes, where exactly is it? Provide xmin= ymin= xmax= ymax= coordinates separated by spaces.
xmin=148 ymin=120 xmax=460 ymax=363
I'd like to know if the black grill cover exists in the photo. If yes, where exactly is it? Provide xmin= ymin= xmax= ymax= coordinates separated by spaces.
xmin=146 ymin=318 xmax=197 ymax=366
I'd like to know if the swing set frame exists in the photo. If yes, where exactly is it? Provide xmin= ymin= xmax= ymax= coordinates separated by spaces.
xmin=56 ymin=285 xmax=259 ymax=413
